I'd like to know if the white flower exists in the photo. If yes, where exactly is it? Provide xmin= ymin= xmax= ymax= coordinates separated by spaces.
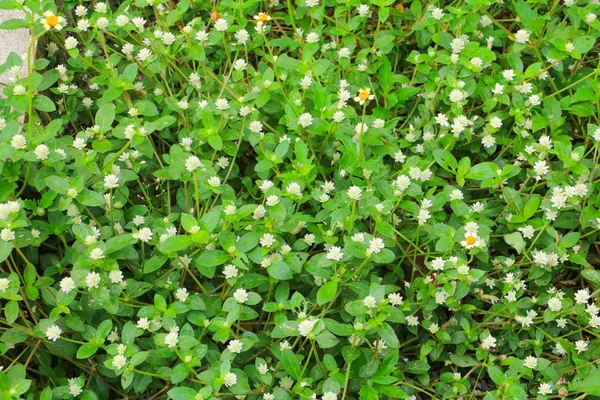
xmin=449 ymin=89 xmax=466 ymax=103
xmin=298 ymin=113 xmax=313 ymax=128
xmin=249 ymin=121 xmax=263 ymax=134
xmin=185 ymin=156 xmax=204 ymax=172
xmin=65 ymin=37 xmax=78 ymax=50
xmin=89 ymin=248 xmax=105 ymax=261
xmin=357 ymin=4 xmax=369 ymax=16
xmin=133 ymin=227 xmax=153 ymax=243
xmin=363 ymin=296 xmax=377 ymax=308
xmin=367 ymin=238 xmax=385 ymax=255
xmin=34 ymin=144 xmax=50 ymax=160
xmin=223 ymin=372 xmax=237 ymax=387
xmin=481 ymin=335 xmax=496 ymax=350
xmin=60 ymin=277 xmax=76 ymax=293
xmin=233 ymin=288 xmax=249 ymax=304
xmin=223 ymin=264 xmax=238 ymax=279
xmin=298 ymin=318 xmax=318 ymax=337
xmin=502 ymin=69 xmax=516 ymax=81
xmin=258 ymin=363 xmax=268 ymax=374
xmin=523 ymin=356 xmax=537 ymax=369
xmin=0 ymin=229 xmax=15 ymax=241
xmin=326 ymin=246 xmax=343 ymax=261
xmin=388 ymin=293 xmax=403 ymax=306
xmin=108 ymin=270 xmax=123 ymax=284
xmin=575 ymin=289 xmax=590 ymax=304
xmin=539 ymin=383 xmax=552 ymax=396
xmin=112 ymin=354 xmax=127 ymax=369
xmin=575 ymin=339 xmax=588 ymax=354
xmin=514 ymin=29 xmax=530 ymax=44
xmin=68 ymin=381 xmax=82 ymax=397
xmin=165 ymin=331 xmax=179 ymax=348
xmin=214 ymin=18 xmax=229 ymax=31
xmin=586 ymin=13 xmax=597 ymax=24
xmin=45 ymin=325 xmax=62 ymax=341
xmin=175 ymin=288 xmax=189 ymax=303
xmin=11 ymin=134 xmax=27 ymax=150
xmin=215 ymin=98 xmax=230 ymax=111
xmin=228 ymin=339 xmax=243 ymax=353
xmin=306 ymin=32 xmax=319 ymax=43
xmin=235 ymin=29 xmax=250 ymax=45
xmin=103 ymin=174 xmax=119 ymax=189
xmin=260 ymin=233 xmax=276 ymax=248
xmin=347 ymin=186 xmax=362 ymax=201
xmin=431 ymin=7 xmax=444 ymax=20
xmin=519 ymin=225 xmax=535 ymax=239
xmin=85 ymin=272 xmax=101 ymax=290
xmin=96 ymin=17 xmax=109 ymax=30
xmin=489 ymin=116 xmax=502 ymax=129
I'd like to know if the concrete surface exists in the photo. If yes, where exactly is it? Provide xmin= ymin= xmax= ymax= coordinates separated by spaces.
xmin=0 ymin=10 xmax=30 ymax=91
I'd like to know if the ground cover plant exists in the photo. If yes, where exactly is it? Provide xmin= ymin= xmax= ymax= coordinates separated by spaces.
xmin=1 ymin=0 xmax=600 ymax=398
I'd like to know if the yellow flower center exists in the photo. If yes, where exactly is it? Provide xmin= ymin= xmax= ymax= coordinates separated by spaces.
xmin=46 ymin=15 xmax=59 ymax=27
xmin=465 ymin=235 xmax=477 ymax=245
xmin=358 ymin=89 xmax=370 ymax=101
xmin=257 ymin=12 xmax=269 ymax=23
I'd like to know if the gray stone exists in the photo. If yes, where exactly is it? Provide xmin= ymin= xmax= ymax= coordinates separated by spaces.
xmin=0 ymin=10 xmax=31 ymax=92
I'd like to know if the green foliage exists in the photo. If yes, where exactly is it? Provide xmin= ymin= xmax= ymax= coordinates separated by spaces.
xmin=0 ymin=0 xmax=600 ymax=399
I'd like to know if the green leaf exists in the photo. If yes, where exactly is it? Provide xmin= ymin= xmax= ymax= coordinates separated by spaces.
xmin=522 ymin=195 xmax=541 ymax=220
xmin=581 ymin=269 xmax=600 ymax=286
xmin=76 ymin=344 xmax=98 ymax=359
xmin=96 ymin=103 xmax=116 ymax=131
xmin=465 ymin=162 xmax=499 ymax=180
xmin=143 ymin=255 xmax=168 ymax=274
xmin=0 ymin=241 xmax=13 ymax=264
xmin=433 ymin=149 xmax=458 ymax=172
xmin=404 ymin=360 xmax=430 ymax=375
xmin=157 ymin=235 xmax=194 ymax=253
xmin=0 ymin=18 xmax=26 ymax=30
xmin=379 ymin=323 xmax=399 ymax=348
xmin=267 ymin=261 xmax=293 ymax=280
xmin=4 ymin=301 xmax=18 ymax=324
xmin=560 ymin=232 xmax=580 ymax=248
xmin=504 ymin=232 xmax=525 ymax=254
xmin=571 ymin=368 xmax=600 ymax=395
xmin=359 ymin=385 xmax=379 ymax=400
xmin=33 ymin=95 xmax=56 ymax=112
xmin=168 ymin=387 xmax=198 ymax=400
xmin=45 ymin=176 xmax=69 ymax=195
xmin=281 ymin=349 xmax=302 ymax=380
xmin=317 ymin=281 xmax=337 ymax=305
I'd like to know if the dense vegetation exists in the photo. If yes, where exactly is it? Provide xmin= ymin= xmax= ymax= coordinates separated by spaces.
xmin=1 ymin=0 xmax=600 ymax=398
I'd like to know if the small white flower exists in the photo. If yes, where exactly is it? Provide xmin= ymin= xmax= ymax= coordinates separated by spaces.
xmin=60 ymin=277 xmax=76 ymax=293
xmin=233 ymin=288 xmax=249 ymax=304
xmin=363 ymin=296 xmax=377 ymax=308
xmin=46 ymin=325 xmax=62 ymax=341
xmin=347 ymin=186 xmax=362 ymax=201
xmin=523 ymin=356 xmax=537 ymax=369
xmin=185 ymin=156 xmax=204 ymax=172
xmin=223 ymin=372 xmax=237 ymax=387
xmin=326 ymin=246 xmax=343 ymax=261
xmin=514 ymin=29 xmax=530 ymax=44
xmin=112 ymin=354 xmax=127 ymax=369
xmin=165 ymin=331 xmax=179 ymax=348
xmin=103 ymin=174 xmax=119 ymax=189
xmin=214 ymin=18 xmax=229 ymax=31
xmin=298 ymin=113 xmax=313 ymax=128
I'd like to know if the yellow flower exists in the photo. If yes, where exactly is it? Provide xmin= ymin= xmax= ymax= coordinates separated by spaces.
xmin=354 ymin=88 xmax=374 ymax=105
xmin=41 ymin=11 xmax=65 ymax=31
xmin=254 ymin=12 xmax=271 ymax=26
